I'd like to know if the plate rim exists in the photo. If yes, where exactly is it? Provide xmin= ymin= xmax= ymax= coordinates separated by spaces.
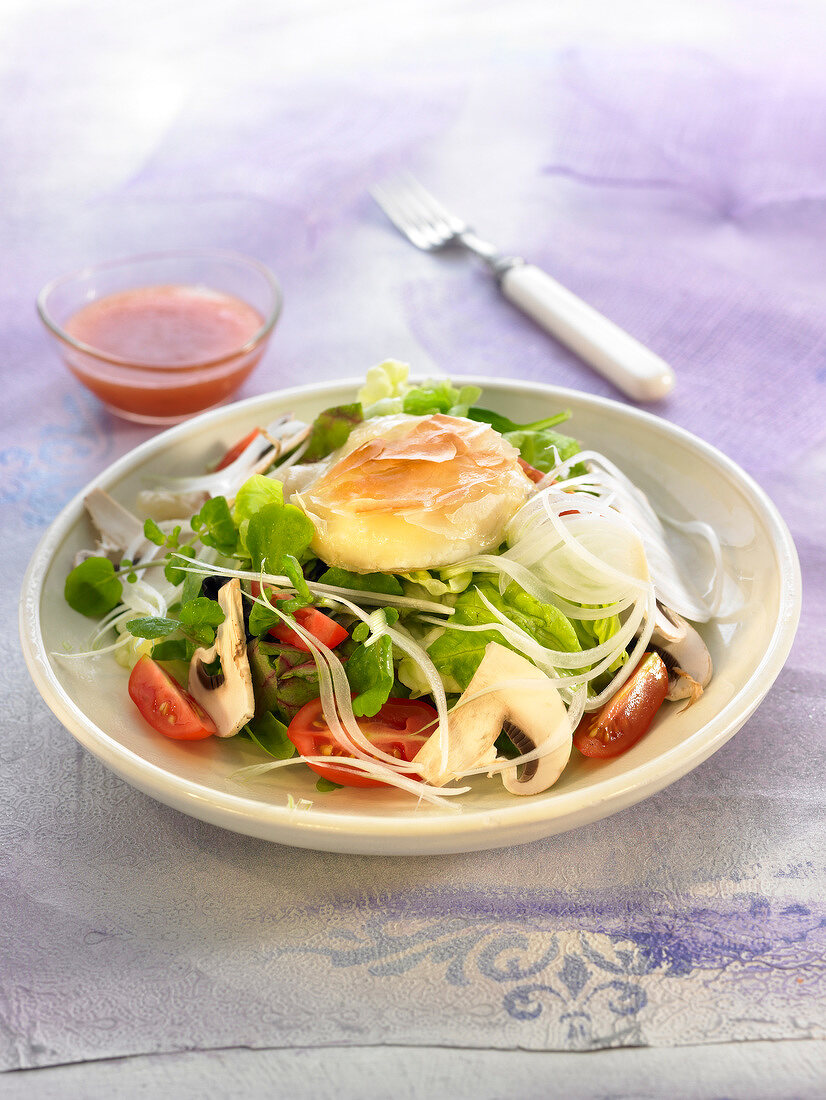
xmin=19 ymin=376 xmax=802 ymax=850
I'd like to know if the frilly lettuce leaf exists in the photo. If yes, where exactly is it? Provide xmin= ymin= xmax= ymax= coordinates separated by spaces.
xmin=402 ymin=379 xmax=482 ymax=418
xmin=572 ymin=610 xmax=627 ymax=680
xmin=358 ymin=360 xmax=411 ymax=416
xmin=400 ymin=569 xmax=473 ymax=599
xmin=233 ymin=475 xmax=283 ymax=525
xmin=503 ymin=426 xmax=585 ymax=476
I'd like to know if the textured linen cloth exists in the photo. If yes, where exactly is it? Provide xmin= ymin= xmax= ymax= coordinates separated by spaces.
xmin=1 ymin=0 xmax=824 ymax=1083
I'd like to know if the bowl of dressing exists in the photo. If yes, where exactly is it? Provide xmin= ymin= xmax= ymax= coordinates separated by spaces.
xmin=37 ymin=249 xmax=282 ymax=424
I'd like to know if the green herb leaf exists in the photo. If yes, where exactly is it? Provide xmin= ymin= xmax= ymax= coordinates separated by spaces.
xmin=143 ymin=518 xmax=166 ymax=547
xmin=126 ymin=616 xmax=179 ymax=639
xmin=191 ymin=496 xmax=237 ymax=555
xmin=316 ymin=776 xmax=343 ymax=792
xmin=347 ymin=634 xmax=395 ymax=717
xmin=280 ymin=554 xmax=311 ymax=606
xmin=247 ymin=711 xmax=296 ymax=759
xmin=179 ymin=597 xmax=225 ymax=631
xmin=175 ymin=597 xmax=225 ymax=648
xmin=164 ymin=545 xmax=196 ymax=586
xmin=303 ymin=403 xmax=363 ymax=462
xmin=466 ymin=406 xmax=571 ymax=435
xmin=151 ymin=637 xmax=196 ymax=663
xmin=180 ymin=570 xmax=203 ymax=605
xmin=248 ymin=599 xmax=280 ymax=637
xmin=64 ymin=557 xmax=123 ymax=618
xmin=246 ymin=502 xmax=315 ymax=574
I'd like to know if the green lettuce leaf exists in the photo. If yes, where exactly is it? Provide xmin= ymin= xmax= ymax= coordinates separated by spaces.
xmin=247 ymin=638 xmax=320 ymax=721
xmin=402 ymin=379 xmax=481 ymax=418
xmin=303 ymin=403 xmax=363 ymax=462
xmin=571 ymin=609 xmax=627 ymax=682
xmin=503 ymin=426 xmax=585 ymax=476
xmin=233 ymin=475 xmax=283 ymax=524
xmin=426 ymin=579 xmax=581 ymax=690
xmin=401 ymin=569 xmax=473 ymax=599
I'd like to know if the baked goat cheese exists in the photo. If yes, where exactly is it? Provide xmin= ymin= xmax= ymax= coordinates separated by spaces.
xmin=292 ymin=413 xmax=532 ymax=573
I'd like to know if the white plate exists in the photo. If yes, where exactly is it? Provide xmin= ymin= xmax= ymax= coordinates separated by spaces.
xmin=19 ymin=378 xmax=801 ymax=855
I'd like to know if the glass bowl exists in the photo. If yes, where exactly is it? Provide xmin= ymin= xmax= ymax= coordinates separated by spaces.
xmin=37 ymin=249 xmax=282 ymax=425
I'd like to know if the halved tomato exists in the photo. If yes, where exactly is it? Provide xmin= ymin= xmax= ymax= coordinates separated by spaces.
xmin=214 ymin=428 xmax=261 ymax=471
xmin=574 ymin=651 xmax=668 ymax=758
xmin=518 ymin=457 xmax=546 ymax=483
xmin=286 ymin=697 xmax=437 ymax=787
xmin=250 ymin=581 xmax=348 ymax=652
xmin=270 ymin=607 xmax=349 ymax=651
xmin=128 ymin=655 xmax=216 ymax=740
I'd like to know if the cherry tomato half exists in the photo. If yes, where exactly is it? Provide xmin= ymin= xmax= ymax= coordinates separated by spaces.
xmin=286 ymin=697 xmax=437 ymax=788
xmin=128 ymin=655 xmax=217 ymax=740
xmin=518 ymin=457 xmax=546 ymax=483
xmin=271 ymin=607 xmax=349 ymax=652
xmin=214 ymin=428 xmax=261 ymax=471
xmin=250 ymin=581 xmax=349 ymax=652
xmin=574 ymin=651 xmax=669 ymax=759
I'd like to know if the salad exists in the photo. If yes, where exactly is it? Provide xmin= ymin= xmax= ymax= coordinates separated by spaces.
xmin=60 ymin=362 xmax=718 ymax=807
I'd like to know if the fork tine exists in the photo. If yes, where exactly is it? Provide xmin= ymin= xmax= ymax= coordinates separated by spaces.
xmin=370 ymin=181 xmax=428 ymax=245
xmin=371 ymin=174 xmax=464 ymax=250
xmin=371 ymin=179 xmax=440 ymax=248
xmin=398 ymin=173 xmax=464 ymax=231
xmin=392 ymin=176 xmax=457 ymax=246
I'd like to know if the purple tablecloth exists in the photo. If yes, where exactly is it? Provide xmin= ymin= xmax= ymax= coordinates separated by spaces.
xmin=2 ymin=1 xmax=824 ymax=1094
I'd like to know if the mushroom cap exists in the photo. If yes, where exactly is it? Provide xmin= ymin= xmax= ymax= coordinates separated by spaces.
xmin=650 ymin=603 xmax=713 ymax=701
xmin=188 ymin=578 xmax=255 ymax=738
xmin=413 ymin=642 xmax=572 ymax=795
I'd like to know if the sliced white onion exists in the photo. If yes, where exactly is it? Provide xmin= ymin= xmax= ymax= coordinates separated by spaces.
xmin=232 ymin=752 xmax=468 ymax=808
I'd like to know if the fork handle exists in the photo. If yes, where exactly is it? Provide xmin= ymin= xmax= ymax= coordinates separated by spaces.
xmin=498 ymin=262 xmax=675 ymax=401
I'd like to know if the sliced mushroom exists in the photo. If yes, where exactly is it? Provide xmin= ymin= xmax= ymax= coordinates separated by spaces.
xmin=83 ymin=488 xmax=156 ymax=565
xmin=413 ymin=643 xmax=572 ymax=796
xmin=135 ymin=488 xmax=209 ymax=520
xmin=650 ymin=602 xmax=713 ymax=702
xmin=188 ymin=578 xmax=255 ymax=738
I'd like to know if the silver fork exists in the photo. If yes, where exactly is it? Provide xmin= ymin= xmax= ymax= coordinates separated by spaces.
xmin=370 ymin=174 xmax=675 ymax=402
